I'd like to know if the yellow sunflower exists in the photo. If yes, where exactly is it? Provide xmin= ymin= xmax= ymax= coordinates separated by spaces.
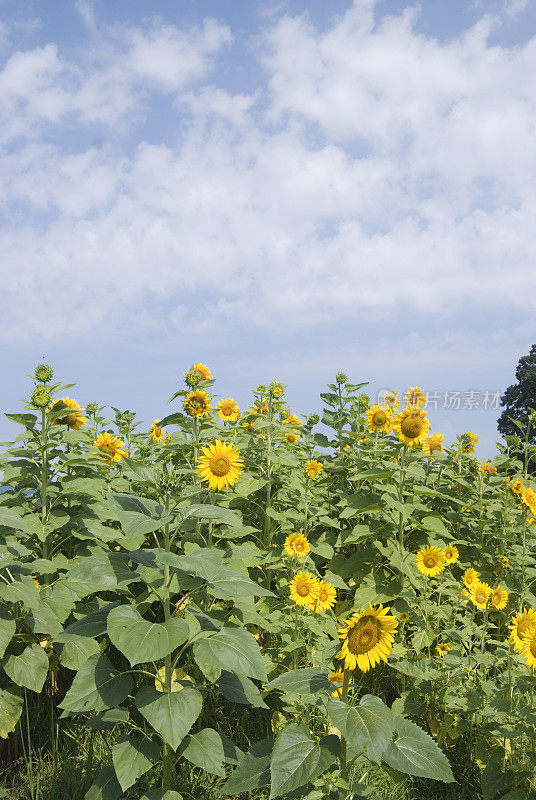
xmin=521 ymin=485 xmax=536 ymax=516
xmin=422 ymin=433 xmax=445 ymax=456
xmin=190 ymin=363 xmax=212 ymax=381
xmin=305 ymin=459 xmax=323 ymax=479
xmin=416 ymin=546 xmax=445 ymax=578
xmin=94 ymin=432 xmax=127 ymax=466
xmin=399 ymin=611 xmax=410 ymax=623
xmin=337 ymin=604 xmax=398 ymax=672
xmin=285 ymin=430 xmax=300 ymax=444
xmin=491 ymin=586 xmax=508 ymax=611
xmin=469 ymin=581 xmax=491 ymax=610
xmin=463 ymin=568 xmax=480 ymax=589
xmin=404 ymin=386 xmax=426 ymax=408
xmin=500 ymin=556 xmax=509 ymax=568
xmin=436 ymin=643 xmax=451 ymax=657
xmin=149 ymin=419 xmax=165 ymax=442
xmin=392 ymin=407 xmax=430 ymax=447
xmin=481 ymin=461 xmax=497 ymax=475
xmin=460 ymin=588 xmax=470 ymax=603
xmin=510 ymin=479 xmax=523 ymax=496
xmin=315 ymin=580 xmax=337 ymax=612
xmin=509 ymin=608 xmax=536 ymax=653
xmin=328 ymin=671 xmax=346 ymax=698
xmin=289 ymin=572 xmax=319 ymax=609
xmin=50 ymin=397 xmax=87 ymax=429
xmin=366 ymin=405 xmax=393 ymax=434
xmin=443 ymin=544 xmax=459 ymax=565
xmin=378 ymin=389 xmax=400 ymax=411
xmin=284 ymin=533 xmax=310 ymax=558
xmin=283 ymin=413 xmax=303 ymax=427
xmin=216 ymin=398 xmax=240 ymax=422
xmin=521 ymin=633 xmax=536 ymax=670
xmin=183 ymin=390 xmax=211 ymax=419
xmin=460 ymin=430 xmax=479 ymax=454
xmin=197 ymin=440 xmax=243 ymax=490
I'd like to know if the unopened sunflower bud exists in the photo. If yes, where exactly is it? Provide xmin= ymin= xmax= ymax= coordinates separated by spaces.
xmin=269 ymin=380 xmax=285 ymax=399
xmin=356 ymin=393 xmax=370 ymax=413
xmin=336 ymin=372 xmax=347 ymax=384
xmin=307 ymin=413 xmax=320 ymax=427
xmin=85 ymin=401 xmax=99 ymax=416
xmin=30 ymin=386 xmax=52 ymax=408
xmin=34 ymin=363 xmax=53 ymax=383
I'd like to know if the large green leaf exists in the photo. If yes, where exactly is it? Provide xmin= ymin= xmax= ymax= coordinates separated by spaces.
xmin=0 ymin=508 xmax=29 ymax=533
xmin=3 ymin=644 xmax=49 ymax=693
xmin=183 ymin=505 xmax=242 ymax=526
xmin=59 ymin=636 xmax=101 ymax=671
xmin=60 ymin=654 xmax=133 ymax=714
xmin=55 ymin=601 xmax=121 ymax=643
xmin=0 ymin=610 xmax=16 ymax=659
xmin=112 ymin=734 xmax=159 ymax=791
xmin=193 ymin=625 xmax=267 ymax=681
xmin=0 ymin=689 xmax=23 ymax=739
xmin=157 ymin=549 xmax=224 ymax=581
xmin=140 ymin=793 xmax=183 ymax=800
xmin=269 ymin=724 xmax=339 ymax=799
xmin=108 ymin=493 xmax=171 ymax=538
xmin=135 ymin=685 xmax=202 ymax=749
xmin=266 ymin=668 xmax=331 ymax=696
xmin=207 ymin=567 xmax=274 ymax=599
xmin=107 ymin=606 xmax=189 ymax=666
xmin=218 ymin=738 xmax=273 ymax=795
xmin=66 ymin=553 xmax=138 ymax=592
xmin=217 ymin=671 xmax=268 ymax=708
xmin=183 ymin=728 xmax=225 ymax=776
xmin=84 ymin=766 xmax=122 ymax=800
xmin=383 ymin=717 xmax=454 ymax=782
xmin=328 ymin=695 xmax=394 ymax=762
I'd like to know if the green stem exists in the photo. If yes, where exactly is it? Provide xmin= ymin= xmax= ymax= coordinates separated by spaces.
xmin=40 ymin=408 xmax=49 ymax=560
xmin=340 ymin=670 xmax=351 ymax=779
xmin=397 ymin=446 xmax=407 ymax=550
xmin=162 ymin=493 xmax=173 ymax=791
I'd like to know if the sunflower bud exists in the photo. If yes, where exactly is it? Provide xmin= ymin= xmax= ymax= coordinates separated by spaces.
xmin=269 ymin=380 xmax=285 ymax=399
xmin=184 ymin=369 xmax=200 ymax=388
xmin=34 ymin=363 xmax=54 ymax=383
xmin=30 ymin=386 xmax=52 ymax=408
xmin=307 ymin=413 xmax=320 ymax=427
xmin=356 ymin=393 xmax=370 ymax=413
xmin=85 ymin=401 xmax=99 ymax=416
xmin=335 ymin=372 xmax=347 ymax=384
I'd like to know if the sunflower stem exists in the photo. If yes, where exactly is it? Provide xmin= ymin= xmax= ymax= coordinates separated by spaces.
xmin=397 ymin=446 xmax=407 ymax=551
xmin=162 ymin=492 xmax=173 ymax=791
xmin=339 ymin=669 xmax=352 ymax=779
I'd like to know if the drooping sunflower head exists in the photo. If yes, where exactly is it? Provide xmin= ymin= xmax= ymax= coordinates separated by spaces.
xmin=269 ymin=381 xmax=285 ymax=399
xmin=289 ymin=572 xmax=320 ymax=609
xmin=464 ymin=568 xmax=480 ymax=588
xmin=149 ymin=419 xmax=165 ymax=442
xmin=216 ymin=398 xmax=240 ymax=422
xmin=510 ymin=479 xmax=523 ymax=497
xmin=422 ymin=433 xmax=445 ymax=456
xmin=491 ymin=586 xmax=508 ymax=611
xmin=328 ymin=671 xmax=346 ymax=698
xmin=480 ymin=461 xmax=497 ymax=475
xmin=305 ymin=459 xmax=323 ymax=480
xmin=94 ymin=432 xmax=127 ymax=466
xmin=443 ymin=544 xmax=459 ymax=565
xmin=366 ymin=404 xmax=393 ymax=434
xmin=469 ymin=581 xmax=491 ymax=610
xmin=315 ymin=580 xmax=337 ymax=612
xmin=337 ymin=604 xmax=398 ymax=672
xmin=197 ymin=439 xmax=243 ymax=491
xmin=283 ymin=413 xmax=303 ymax=427
xmin=404 ymin=386 xmax=426 ymax=408
xmin=522 ymin=633 xmax=536 ymax=671
xmin=183 ymin=390 xmax=211 ymax=419
xmin=285 ymin=430 xmax=300 ymax=444
xmin=284 ymin=532 xmax=310 ymax=559
xmin=509 ymin=608 xmax=536 ymax=653
xmin=392 ymin=407 xmax=430 ymax=447
xmin=378 ymin=389 xmax=400 ymax=411
xmin=184 ymin=363 xmax=212 ymax=387
xmin=416 ymin=546 xmax=445 ymax=578
xmin=51 ymin=397 xmax=87 ymax=429
xmin=436 ymin=642 xmax=451 ymax=657
xmin=460 ymin=430 xmax=479 ymax=454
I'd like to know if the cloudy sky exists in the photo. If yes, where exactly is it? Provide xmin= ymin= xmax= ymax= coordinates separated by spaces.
xmin=1 ymin=0 xmax=535 ymax=452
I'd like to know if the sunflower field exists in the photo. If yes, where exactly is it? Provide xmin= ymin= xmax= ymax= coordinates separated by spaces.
xmin=1 ymin=364 xmax=536 ymax=800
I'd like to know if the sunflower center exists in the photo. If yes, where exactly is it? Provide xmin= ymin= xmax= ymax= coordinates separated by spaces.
xmin=101 ymin=445 xmax=114 ymax=456
xmin=373 ymin=411 xmax=387 ymax=425
xmin=297 ymin=583 xmax=310 ymax=597
xmin=347 ymin=616 xmax=381 ymax=655
xmin=518 ymin=620 xmax=533 ymax=637
xmin=401 ymin=415 xmax=423 ymax=438
xmin=424 ymin=555 xmax=437 ymax=568
xmin=319 ymin=587 xmax=328 ymax=601
xmin=209 ymin=455 xmax=230 ymax=476
xmin=476 ymin=591 xmax=486 ymax=603
xmin=530 ymin=640 xmax=536 ymax=657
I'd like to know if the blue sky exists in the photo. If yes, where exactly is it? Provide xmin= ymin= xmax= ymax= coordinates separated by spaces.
xmin=1 ymin=0 xmax=536 ymax=453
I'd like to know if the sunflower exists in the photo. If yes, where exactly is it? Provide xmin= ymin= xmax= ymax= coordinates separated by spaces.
xmin=469 ymin=581 xmax=491 ymax=610
xmin=521 ymin=485 xmax=536 ymax=516
xmin=216 ymin=398 xmax=240 ymax=422
xmin=436 ymin=643 xmax=451 ymax=657
xmin=366 ymin=405 xmax=392 ymax=434
xmin=183 ymin=390 xmax=211 ymax=419
xmin=315 ymin=580 xmax=337 ymax=612
xmin=283 ymin=413 xmax=303 ymax=427
xmin=50 ymin=397 xmax=87 ymax=429
xmin=422 ymin=433 xmax=445 ymax=456
xmin=94 ymin=432 xmax=127 ymax=466
xmin=521 ymin=633 xmax=536 ymax=670
xmin=184 ymin=363 xmax=212 ymax=383
xmin=305 ymin=459 xmax=323 ymax=479
xmin=463 ymin=568 xmax=480 ymax=589
xmin=289 ymin=572 xmax=319 ymax=609
xmin=337 ymin=604 xmax=398 ymax=672
xmin=285 ymin=430 xmax=300 ymax=444
xmin=481 ymin=461 xmax=497 ymax=475
xmin=149 ymin=419 xmax=165 ymax=442
xmin=404 ymin=386 xmax=426 ymax=408
xmin=197 ymin=440 xmax=243 ymax=490
xmin=270 ymin=381 xmax=285 ymax=398
xmin=460 ymin=430 xmax=479 ymax=454
xmin=500 ymin=556 xmax=509 ymax=568
xmin=392 ymin=408 xmax=430 ymax=447
xmin=460 ymin=588 xmax=470 ymax=603
xmin=416 ymin=546 xmax=445 ymax=578
xmin=328 ymin=671 xmax=346 ymax=698
xmin=284 ymin=533 xmax=310 ymax=558
xmin=491 ymin=586 xmax=508 ymax=611
xmin=443 ymin=544 xmax=459 ymax=565
xmin=510 ymin=479 xmax=523 ymax=496
xmin=399 ymin=611 xmax=410 ymax=623
xmin=509 ymin=608 xmax=536 ymax=653
xmin=378 ymin=389 xmax=400 ymax=411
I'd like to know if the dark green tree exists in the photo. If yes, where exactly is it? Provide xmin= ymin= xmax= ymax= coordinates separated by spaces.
xmin=498 ymin=344 xmax=536 ymax=439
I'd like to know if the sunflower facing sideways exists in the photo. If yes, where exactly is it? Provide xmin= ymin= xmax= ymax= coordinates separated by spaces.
xmin=183 ymin=390 xmax=211 ymax=419
xmin=197 ymin=440 xmax=243 ymax=490
xmin=378 ymin=389 xmax=400 ymax=411
xmin=509 ymin=608 xmax=536 ymax=653
xmin=392 ymin=407 xmax=430 ymax=447
xmin=315 ymin=580 xmax=337 ymax=612
xmin=491 ymin=585 xmax=508 ymax=610
xmin=337 ymin=604 xmax=398 ymax=672
xmin=405 ymin=386 xmax=426 ymax=408
xmin=416 ymin=546 xmax=445 ymax=578
xmin=216 ymin=398 xmax=240 ymax=422
xmin=366 ymin=404 xmax=392 ymax=434
xmin=422 ymin=433 xmax=445 ymax=456
xmin=94 ymin=432 xmax=128 ymax=466
xmin=50 ymin=397 xmax=87 ymax=430
xmin=521 ymin=631 xmax=536 ymax=670
xmin=463 ymin=568 xmax=480 ymax=589
xmin=149 ymin=419 xmax=165 ymax=442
